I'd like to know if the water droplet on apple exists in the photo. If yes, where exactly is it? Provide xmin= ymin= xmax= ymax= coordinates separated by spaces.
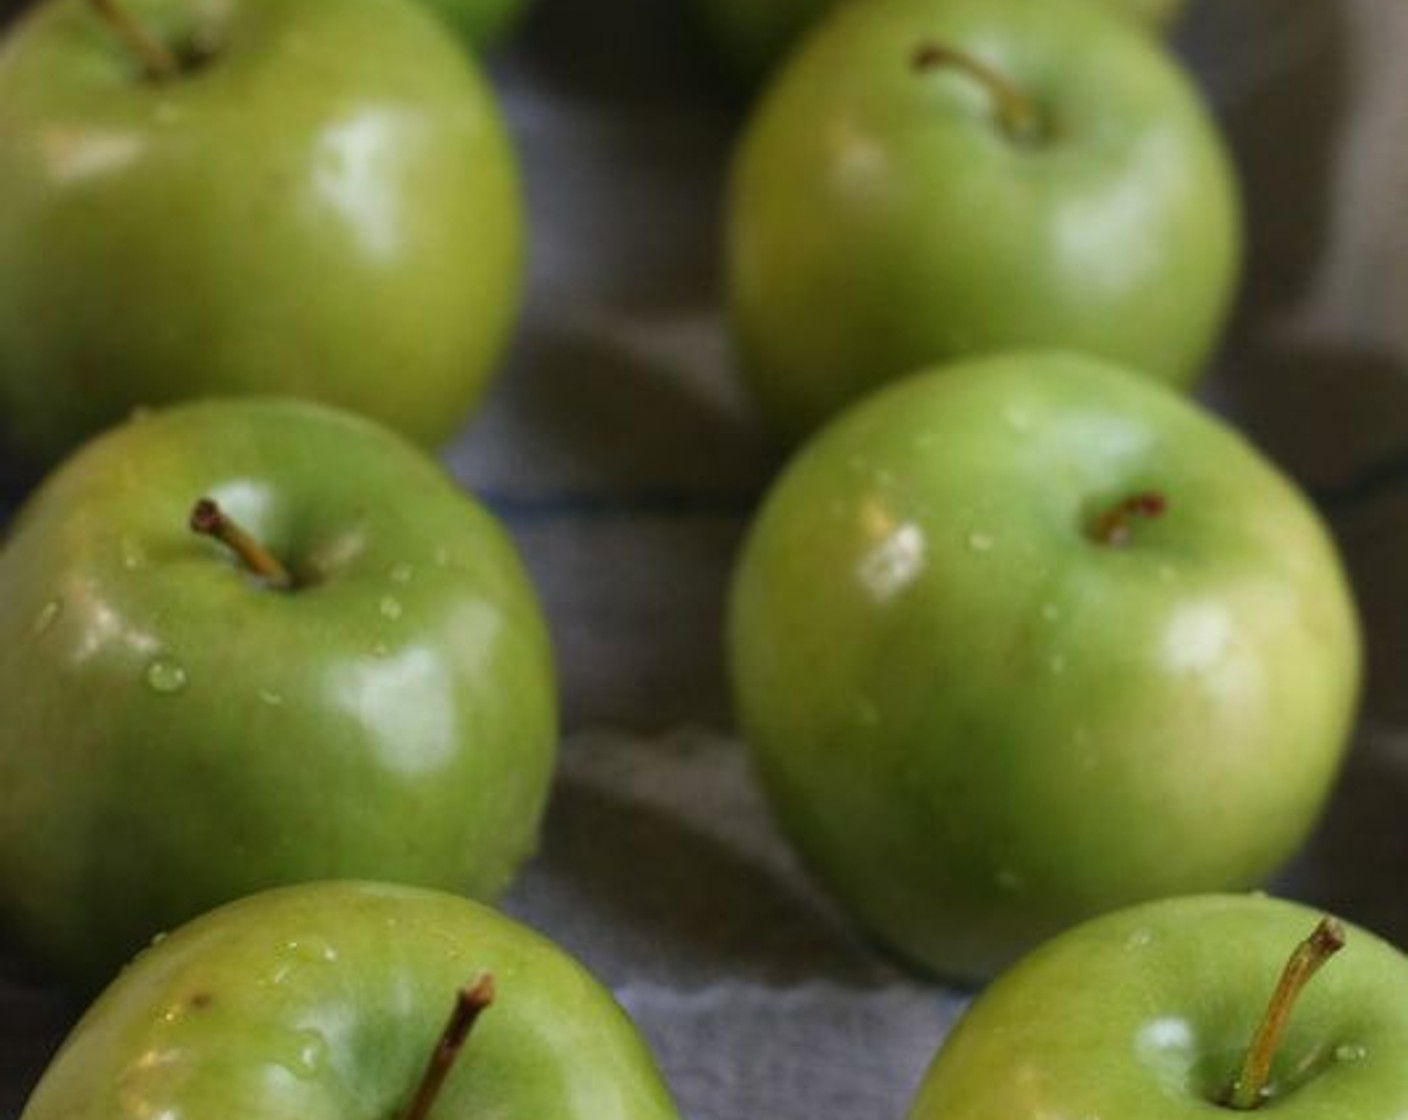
xmin=389 ymin=562 xmax=414 ymax=585
xmin=434 ymin=547 xmax=451 ymax=568
xmin=371 ymin=641 xmax=390 ymax=658
xmin=287 ymin=937 xmax=338 ymax=964
xmin=289 ymin=1030 xmax=329 ymax=1078
xmin=145 ymin=657 xmax=189 ymax=695
xmin=1041 ymin=603 xmax=1059 ymax=623
xmin=379 ymin=596 xmax=403 ymax=621
xmin=1335 ymin=1042 xmax=1367 ymax=1063
xmin=32 ymin=600 xmax=61 ymax=636
xmin=967 ymin=531 xmax=995 ymax=552
xmin=150 ymin=931 xmax=169 ymax=946
xmin=1125 ymin=928 xmax=1153 ymax=950
xmin=259 ymin=689 xmax=284 ymax=707
xmin=1048 ymin=653 xmax=1066 ymax=675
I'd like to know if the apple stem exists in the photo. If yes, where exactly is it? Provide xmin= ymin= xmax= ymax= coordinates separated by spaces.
xmin=189 ymin=499 xmax=294 ymax=590
xmin=913 ymin=41 xmax=1043 ymax=144
xmin=400 ymin=974 xmax=497 ymax=1120
xmin=89 ymin=0 xmax=181 ymax=81
xmin=1088 ymin=491 xmax=1168 ymax=547
xmin=1222 ymin=917 xmax=1347 ymax=1111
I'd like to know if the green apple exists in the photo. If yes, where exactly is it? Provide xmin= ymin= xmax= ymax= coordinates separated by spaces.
xmin=727 ymin=0 xmax=1240 ymax=441
xmin=696 ymin=0 xmax=1183 ymax=84
xmin=0 ymin=0 xmax=524 ymax=462
xmin=20 ymin=881 xmax=682 ymax=1120
xmin=908 ymin=894 xmax=1408 ymax=1118
xmin=0 ymin=398 xmax=557 ymax=991
xmin=419 ymin=0 xmax=530 ymax=49
xmin=729 ymin=351 xmax=1361 ymax=983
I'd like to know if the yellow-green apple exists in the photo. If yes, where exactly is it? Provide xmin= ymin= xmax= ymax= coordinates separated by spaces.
xmin=0 ymin=398 xmax=557 ymax=990
xmin=729 ymin=351 xmax=1361 ymax=982
xmin=0 ymin=0 xmax=524 ymax=461
xmin=909 ymin=894 xmax=1408 ymax=1118
xmin=726 ymin=0 xmax=1239 ymax=440
xmin=20 ymin=882 xmax=682 ymax=1120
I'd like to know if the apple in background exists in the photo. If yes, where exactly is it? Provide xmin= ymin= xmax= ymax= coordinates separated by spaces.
xmin=726 ymin=0 xmax=1240 ymax=441
xmin=0 ymin=0 xmax=524 ymax=463
xmin=20 ymin=881 xmax=683 ymax=1120
xmin=0 ymin=398 xmax=557 ymax=991
xmin=729 ymin=351 xmax=1361 ymax=984
xmin=420 ymin=0 xmax=531 ymax=49
xmin=908 ymin=894 xmax=1408 ymax=1119
xmin=696 ymin=0 xmax=1188 ymax=86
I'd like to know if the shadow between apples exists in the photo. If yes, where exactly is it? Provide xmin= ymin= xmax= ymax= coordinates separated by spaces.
xmin=0 ymin=965 xmax=75 ymax=1120
xmin=1198 ymin=0 xmax=1348 ymax=331
xmin=453 ymin=321 xmax=777 ymax=731
xmin=509 ymin=0 xmax=721 ymax=108
xmin=1290 ymin=725 xmax=1408 ymax=948
xmin=505 ymin=771 xmax=887 ymax=988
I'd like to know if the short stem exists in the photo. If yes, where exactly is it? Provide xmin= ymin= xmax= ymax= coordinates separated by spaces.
xmin=1223 ymin=918 xmax=1347 ymax=1111
xmin=913 ymin=41 xmax=1042 ymax=143
xmin=189 ymin=499 xmax=293 ymax=589
xmin=400 ymin=975 xmax=496 ymax=1120
xmin=90 ymin=0 xmax=181 ymax=80
xmin=1088 ymin=491 xmax=1168 ymax=547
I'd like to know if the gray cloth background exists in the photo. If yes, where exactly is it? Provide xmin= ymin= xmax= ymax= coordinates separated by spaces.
xmin=5 ymin=0 xmax=1408 ymax=1116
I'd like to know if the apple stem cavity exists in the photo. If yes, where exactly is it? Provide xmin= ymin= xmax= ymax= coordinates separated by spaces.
xmin=913 ymin=41 xmax=1043 ymax=145
xmin=1222 ymin=917 xmax=1347 ymax=1111
xmin=1088 ymin=491 xmax=1168 ymax=547
xmin=89 ymin=0 xmax=181 ymax=81
xmin=400 ymin=973 xmax=497 ymax=1120
xmin=189 ymin=499 xmax=294 ymax=590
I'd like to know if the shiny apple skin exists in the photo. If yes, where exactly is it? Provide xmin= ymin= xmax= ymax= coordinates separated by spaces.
xmin=727 ymin=0 xmax=1239 ymax=441
xmin=0 ymin=399 xmax=557 ymax=991
xmin=910 ymin=895 xmax=1408 ymax=1120
xmin=729 ymin=352 xmax=1361 ymax=983
xmin=20 ymin=882 xmax=681 ymax=1120
xmin=0 ymin=0 xmax=524 ymax=462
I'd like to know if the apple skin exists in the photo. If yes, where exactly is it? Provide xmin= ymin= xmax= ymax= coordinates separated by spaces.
xmin=908 ymin=894 xmax=1408 ymax=1119
xmin=726 ymin=0 xmax=1239 ymax=441
xmin=729 ymin=352 xmax=1361 ymax=983
xmin=697 ymin=0 xmax=1184 ymax=84
xmin=19 ymin=881 xmax=682 ymax=1120
xmin=419 ymin=0 xmax=531 ymax=49
xmin=0 ymin=0 xmax=524 ymax=463
xmin=0 ymin=398 xmax=557 ymax=991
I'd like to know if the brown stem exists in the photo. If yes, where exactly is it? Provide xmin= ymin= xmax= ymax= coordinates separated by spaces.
xmin=189 ymin=499 xmax=293 ymax=589
xmin=90 ymin=0 xmax=180 ymax=80
xmin=1222 ymin=918 xmax=1346 ymax=1111
xmin=400 ymin=975 xmax=496 ymax=1120
xmin=1088 ymin=491 xmax=1168 ymax=547
xmin=913 ymin=41 xmax=1042 ymax=143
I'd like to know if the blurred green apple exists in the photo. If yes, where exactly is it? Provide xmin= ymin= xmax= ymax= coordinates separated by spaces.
xmin=0 ymin=398 xmax=557 ymax=990
xmin=730 ymin=352 xmax=1360 ymax=982
xmin=0 ymin=0 xmax=524 ymax=462
xmin=909 ymin=895 xmax=1408 ymax=1119
xmin=727 ymin=0 xmax=1239 ymax=440
xmin=20 ymin=882 xmax=682 ymax=1120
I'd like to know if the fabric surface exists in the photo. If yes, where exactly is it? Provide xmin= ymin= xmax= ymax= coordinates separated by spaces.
xmin=5 ymin=0 xmax=1408 ymax=1117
